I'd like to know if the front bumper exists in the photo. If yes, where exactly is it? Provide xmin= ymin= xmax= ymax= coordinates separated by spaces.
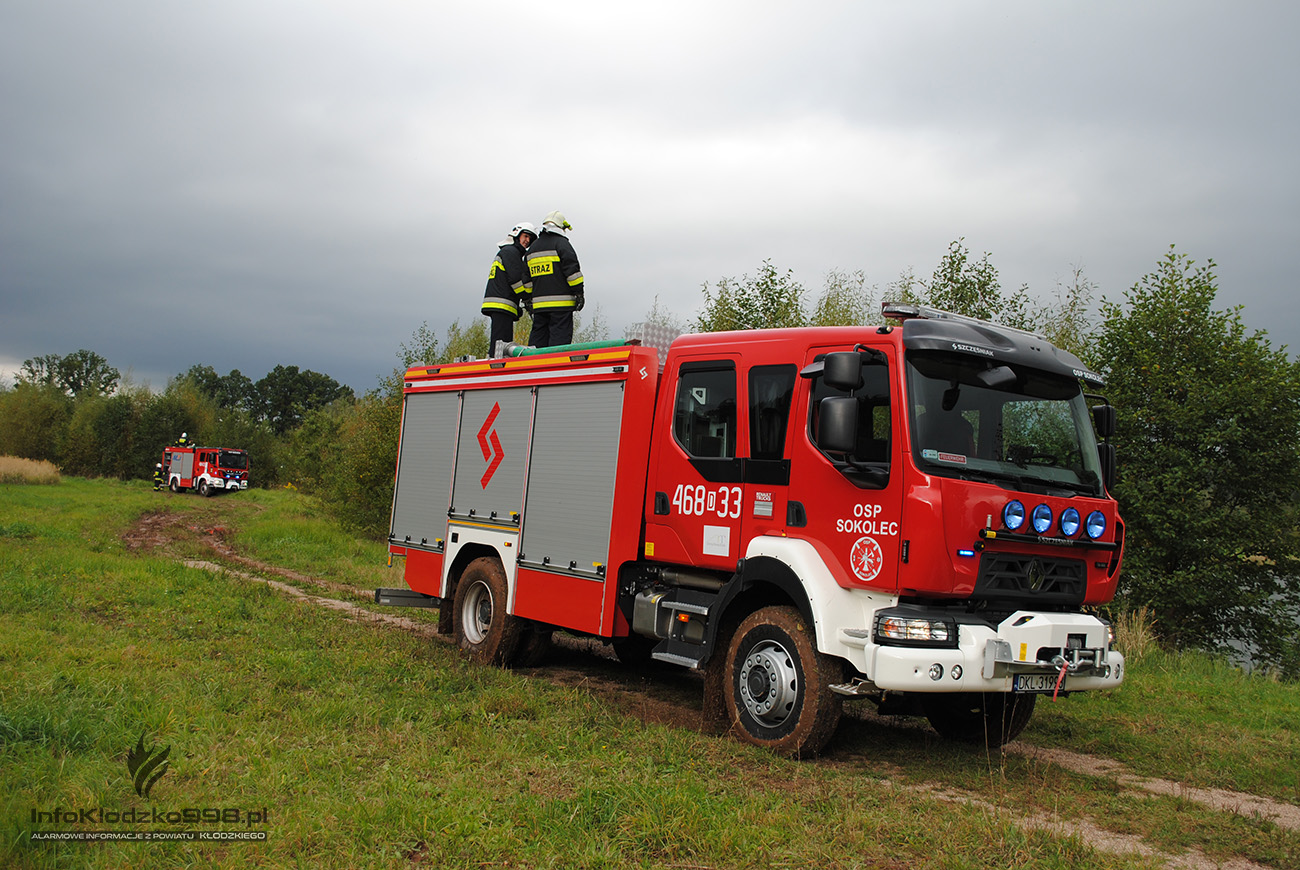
xmin=844 ymin=610 xmax=1124 ymax=694
xmin=212 ymin=478 xmax=249 ymax=490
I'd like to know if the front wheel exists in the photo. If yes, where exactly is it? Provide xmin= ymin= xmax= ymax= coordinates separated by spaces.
xmin=722 ymin=606 xmax=842 ymax=758
xmin=922 ymin=692 xmax=1037 ymax=746
xmin=452 ymin=557 xmax=522 ymax=666
xmin=198 ymin=480 xmax=211 ymax=497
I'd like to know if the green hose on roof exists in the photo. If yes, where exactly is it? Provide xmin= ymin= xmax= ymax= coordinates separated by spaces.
xmin=504 ymin=340 xmax=634 ymax=357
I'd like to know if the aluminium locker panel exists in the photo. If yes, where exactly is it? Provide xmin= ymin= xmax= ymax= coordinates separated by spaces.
xmin=451 ymin=387 xmax=532 ymax=522
xmin=390 ymin=391 xmax=459 ymax=547
xmin=520 ymin=380 xmax=625 ymax=576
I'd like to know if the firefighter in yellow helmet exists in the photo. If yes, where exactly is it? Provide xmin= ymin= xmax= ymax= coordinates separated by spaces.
xmin=481 ymin=222 xmax=536 ymax=356
xmin=524 ymin=211 xmax=583 ymax=348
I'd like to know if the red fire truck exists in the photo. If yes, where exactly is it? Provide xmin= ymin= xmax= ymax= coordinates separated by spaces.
xmin=379 ymin=303 xmax=1125 ymax=755
xmin=162 ymin=445 xmax=250 ymax=496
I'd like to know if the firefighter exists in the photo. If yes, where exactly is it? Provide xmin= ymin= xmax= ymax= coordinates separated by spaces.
xmin=525 ymin=210 xmax=584 ymax=348
xmin=177 ymin=432 xmax=189 ymax=447
xmin=153 ymin=463 xmax=163 ymax=491
xmin=482 ymin=222 xmax=536 ymax=356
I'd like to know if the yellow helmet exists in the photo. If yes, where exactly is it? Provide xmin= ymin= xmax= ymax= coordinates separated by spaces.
xmin=541 ymin=210 xmax=572 ymax=232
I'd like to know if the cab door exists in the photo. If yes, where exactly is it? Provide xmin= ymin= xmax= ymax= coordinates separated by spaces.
xmin=737 ymin=363 xmax=798 ymax=545
xmin=785 ymin=342 xmax=906 ymax=592
xmin=644 ymin=357 xmax=744 ymax=572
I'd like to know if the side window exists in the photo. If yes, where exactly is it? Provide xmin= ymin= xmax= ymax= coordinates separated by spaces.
xmin=674 ymin=365 xmax=736 ymax=458
xmin=749 ymin=364 xmax=796 ymax=460
xmin=809 ymin=355 xmax=892 ymax=486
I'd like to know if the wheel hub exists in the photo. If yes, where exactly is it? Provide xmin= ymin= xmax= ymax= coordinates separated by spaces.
xmin=738 ymin=640 xmax=799 ymax=725
xmin=461 ymin=580 xmax=493 ymax=644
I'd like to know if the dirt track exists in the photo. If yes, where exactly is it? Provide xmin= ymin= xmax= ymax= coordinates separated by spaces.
xmin=125 ymin=509 xmax=1296 ymax=869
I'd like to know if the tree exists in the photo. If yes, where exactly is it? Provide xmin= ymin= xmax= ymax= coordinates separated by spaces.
xmin=17 ymin=354 xmax=61 ymax=388
xmin=19 ymin=350 xmax=119 ymax=398
xmin=0 ymin=383 xmax=71 ymax=463
xmin=180 ymin=365 xmax=257 ymax=413
xmin=1030 ymin=266 xmax=1100 ymax=365
xmin=697 ymin=260 xmax=807 ymax=332
xmin=1097 ymin=246 xmax=1300 ymax=673
xmin=572 ymin=303 xmax=610 ymax=344
xmin=810 ymin=268 xmax=874 ymax=327
xmin=917 ymin=239 xmax=1031 ymax=328
xmin=253 ymin=365 xmax=354 ymax=435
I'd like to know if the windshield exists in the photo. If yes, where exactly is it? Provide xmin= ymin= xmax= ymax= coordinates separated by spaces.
xmin=219 ymin=450 xmax=248 ymax=470
xmin=906 ymin=351 xmax=1103 ymax=496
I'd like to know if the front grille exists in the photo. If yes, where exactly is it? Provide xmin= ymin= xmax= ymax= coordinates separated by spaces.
xmin=973 ymin=553 xmax=1086 ymax=608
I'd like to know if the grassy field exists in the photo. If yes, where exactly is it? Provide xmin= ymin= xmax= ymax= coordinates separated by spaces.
xmin=2 ymin=478 xmax=1298 ymax=869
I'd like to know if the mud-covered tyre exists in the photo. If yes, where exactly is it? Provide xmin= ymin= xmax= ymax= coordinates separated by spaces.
xmin=922 ymin=692 xmax=1037 ymax=746
xmin=722 ymin=606 xmax=842 ymax=758
xmin=452 ymin=557 xmax=522 ymax=666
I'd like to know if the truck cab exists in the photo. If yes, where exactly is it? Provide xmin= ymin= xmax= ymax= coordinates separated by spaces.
xmin=632 ymin=305 xmax=1123 ymax=752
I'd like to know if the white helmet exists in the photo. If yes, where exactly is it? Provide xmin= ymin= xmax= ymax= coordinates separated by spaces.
xmin=500 ymin=221 xmax=537 ymax=246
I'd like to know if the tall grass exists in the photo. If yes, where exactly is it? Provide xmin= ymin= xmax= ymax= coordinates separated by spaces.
xmin=0 ymin=456 xmax=60 ymax=485
xmin=1113 ymin=605 xmax=1159 ymax=664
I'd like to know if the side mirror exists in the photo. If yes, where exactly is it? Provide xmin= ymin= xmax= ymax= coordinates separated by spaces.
xmin=1092 ymin=403 xmax=1116 ymax=440
xmin=1098 ymin=442 xmax=1117 ymax=492
xmin=822 ymin=352 xmax=862 ymax=392
xmin=818 ymin=397 xmax=858 ymax=453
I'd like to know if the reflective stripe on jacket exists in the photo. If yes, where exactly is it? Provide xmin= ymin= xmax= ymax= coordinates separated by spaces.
xmin=481 ymin=243 xmax=530 ymax=317
xmin=524 ymin=230 xmax=583 ymax=310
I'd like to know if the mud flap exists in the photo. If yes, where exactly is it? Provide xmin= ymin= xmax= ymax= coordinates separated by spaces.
xmin=700 ymin=648 xmax=730 ymax=734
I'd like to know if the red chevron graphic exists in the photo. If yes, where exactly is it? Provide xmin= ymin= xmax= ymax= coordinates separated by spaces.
xmin=477 ymin=402 xmax=504 ymax=488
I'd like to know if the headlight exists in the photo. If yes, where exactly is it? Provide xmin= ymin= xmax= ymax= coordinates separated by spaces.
xmin=875 ymin=612 xmax=957 ymax=647
xmin=1032 ymin=503 xmax=1053 ymax=534
xmin=1003 ymin=500 xmax=1025 ymax=531
xmin=1059 ymin=507 xmax=1081 ymax=537
xmin=1086 ymin=510 xmax=1107 ymax=539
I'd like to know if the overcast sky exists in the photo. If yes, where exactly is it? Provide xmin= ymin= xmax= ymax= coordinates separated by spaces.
xmin=3 ymin=1 xmax=1297 ymax=394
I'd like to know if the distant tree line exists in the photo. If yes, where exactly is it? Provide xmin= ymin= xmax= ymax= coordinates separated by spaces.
xmin=3 ymin=244 xmax=1297 ymax=673
xmin=0 ymin=354 xmax=352 ymax=486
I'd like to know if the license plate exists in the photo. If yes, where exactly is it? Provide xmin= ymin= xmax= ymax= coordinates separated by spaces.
xmin=1013 ymin=673 xmax=1057 ymax=694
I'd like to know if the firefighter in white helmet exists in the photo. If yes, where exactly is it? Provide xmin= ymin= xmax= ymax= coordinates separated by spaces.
xmin=524 ymin=210 xmax=583 ymax=347
xmin=482 ymin=222 xmax=537 ymax=355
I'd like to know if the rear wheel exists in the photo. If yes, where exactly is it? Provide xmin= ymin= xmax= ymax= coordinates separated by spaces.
xmin=452 ymin=557 xmax=522 ymax=666
xmin=722 ymin=606 xmax=842 ymax=758
xmin=169 ymin=478 xmax=180 ymax=493
xmin=922 ymin=692 xmax=1037 ymax=746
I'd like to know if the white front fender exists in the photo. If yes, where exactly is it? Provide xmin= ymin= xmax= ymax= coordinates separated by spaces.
xmin=743 ymin=536 xmax=895 ymax=675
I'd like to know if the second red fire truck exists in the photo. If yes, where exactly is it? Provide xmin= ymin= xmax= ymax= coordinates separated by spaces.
xmin=379 ymin=303 xmax=1125 ymax=755
xmin=162 ymin=445 xmax=250 ymax=496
